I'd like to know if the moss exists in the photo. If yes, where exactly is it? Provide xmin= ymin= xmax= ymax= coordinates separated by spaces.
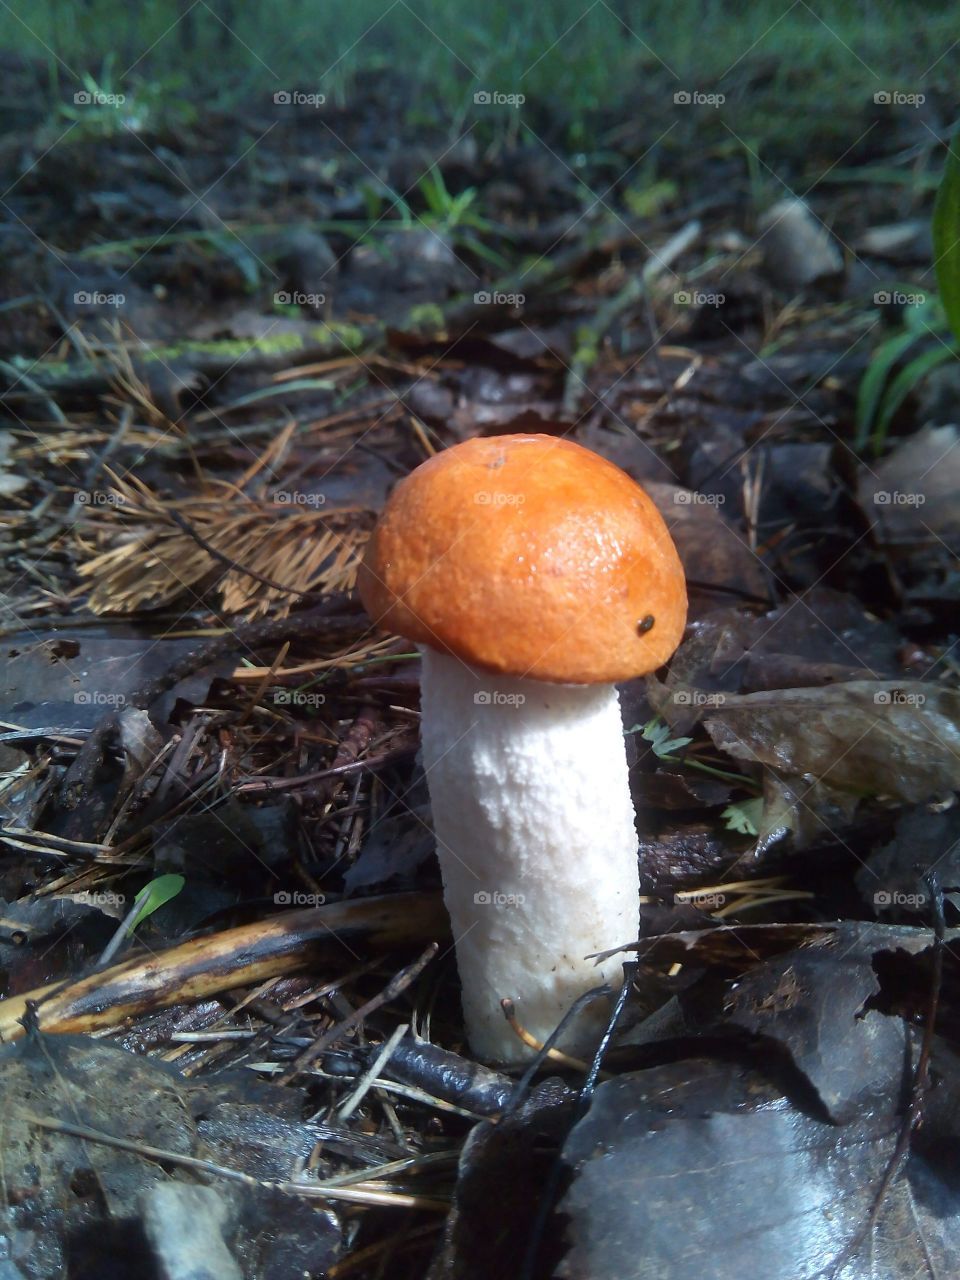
xmin=153 ymin=333 xmax=310 ymax=360
xmin=315 ymin=321 xmax=367 ymax=350
xmin=9 ymin=322 xmax=377 ymax=388
xmin=406 ymin=303 xmax=447 ymax=333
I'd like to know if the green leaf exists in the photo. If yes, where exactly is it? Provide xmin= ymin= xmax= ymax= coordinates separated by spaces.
xmin=933 ymin=141 xmax=960 ymax=344
xmin=419 ymin=165 xmax=450 ymax=217
xmin=854 ymin=329 xmax=920 ymax=449
xmin=126 ymin=874 xmax=185 ymax=935
xmin=636 ymin=716 xmax=693 ymax=760
xmin=872 ymin=342 xmax=958 ymax=446
xmin=417 ymin=166 xmax=479 ymax=231
xmin=722 ymin=798 xmax=764 ymax=836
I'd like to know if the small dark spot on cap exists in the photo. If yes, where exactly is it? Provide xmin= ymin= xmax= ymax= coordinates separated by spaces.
xmin=637 ymin=615 xmax=655 ymax=635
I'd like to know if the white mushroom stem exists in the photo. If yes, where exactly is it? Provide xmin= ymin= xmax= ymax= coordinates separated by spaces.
xmin=418 ymin=646 xmax=641 ymax=1064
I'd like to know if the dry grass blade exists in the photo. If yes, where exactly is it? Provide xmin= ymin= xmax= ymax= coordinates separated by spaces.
xmin=230 ymin=632 xmax=401 ymax=682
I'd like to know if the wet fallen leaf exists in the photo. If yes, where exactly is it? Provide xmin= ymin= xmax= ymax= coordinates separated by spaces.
xmin=701 ymin=681 xmax=960 ymax=803
xmin=559 ymin=1058 xmax=959 ymax=1280
xmin=721 ymin=943 xmax=908 ymax=1123
xmin=856 ymin=804 xmax=960 ymax=912
xmin=0 ymin=629 xmax=233 ymax=732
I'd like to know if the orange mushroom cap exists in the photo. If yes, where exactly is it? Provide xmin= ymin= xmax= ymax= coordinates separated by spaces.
xmin=358 ymin=434 xmax=687 ymax=684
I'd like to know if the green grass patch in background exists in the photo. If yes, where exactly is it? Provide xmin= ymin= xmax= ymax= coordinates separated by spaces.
xmin=2 ymin=0 xmax=958 ymax=152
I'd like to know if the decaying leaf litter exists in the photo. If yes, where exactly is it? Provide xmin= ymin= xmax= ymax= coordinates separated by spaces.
xmin=0 ymin=57 xmax=959 ymax=1280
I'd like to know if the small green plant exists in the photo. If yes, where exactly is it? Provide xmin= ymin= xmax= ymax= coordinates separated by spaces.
xmin=630 ymin=716 xmax=761 ymax=791
xmin=855 ymin=141 xmax=960 ymax=452
xmin=57 ymin=59 xmax=199 ymax=139
xmin=634 ymin=716 xmax=693 ymax=760
xmin=97 ymin=873 xmax=185 ymax=966
xmin=417 ymin=166 xmax=481 ymax=231
xmin=127 ymin=874 xmax=186 ymax=933
xmin=58 ymin=61 xmax=129 ymax=137
xmin=414 ymin=167 xmax=506 ymax=264
xmin=855 ymin=292 xmax=957 ymax=450
xmin=722 ymin=798 xmax=764 ymax=836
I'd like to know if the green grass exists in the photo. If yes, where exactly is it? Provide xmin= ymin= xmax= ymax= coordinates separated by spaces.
xmin=3 ymin=0 xmax=958 ymax=152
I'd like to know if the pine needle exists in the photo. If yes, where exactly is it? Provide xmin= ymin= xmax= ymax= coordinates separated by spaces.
xmin=76 ymin=468 xmax=369 ymax=617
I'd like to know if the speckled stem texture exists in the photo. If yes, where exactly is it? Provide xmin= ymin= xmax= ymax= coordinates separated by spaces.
xmin=419 ymin=647 xmax=640 ymax=1063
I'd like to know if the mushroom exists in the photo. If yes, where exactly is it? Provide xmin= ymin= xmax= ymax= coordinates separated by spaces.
xmin=359 ymin=434 xmax=687 ymax=1063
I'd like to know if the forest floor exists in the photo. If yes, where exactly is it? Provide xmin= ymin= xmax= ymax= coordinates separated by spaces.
xmin=0 ymin=53 xmax=958 ymax=1280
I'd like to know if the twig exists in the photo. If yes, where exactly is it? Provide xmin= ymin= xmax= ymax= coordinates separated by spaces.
xmin=325 ymin=1222 xmax=443 ymax=1279
xmin=337 ymin=1022 xmax=409 ymax=1121
xmin=562 ymin=277 xmax=645 ymax=415
xmin=235 ymin=744 xmax=415 ymax=794
xmin=377 ymin=1037 xmax=518 ymax=1117
xmin=238 ymin=641 xmax=289 ymax=728
xmin=518 ymin=964 xmax=637 ymax=1280
xmin=279 ymin=943 xmax=439 ymax=1084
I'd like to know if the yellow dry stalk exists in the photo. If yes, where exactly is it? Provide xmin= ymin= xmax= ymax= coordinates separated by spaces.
xmin=231 ymin=632 xmax=401 ymax=681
